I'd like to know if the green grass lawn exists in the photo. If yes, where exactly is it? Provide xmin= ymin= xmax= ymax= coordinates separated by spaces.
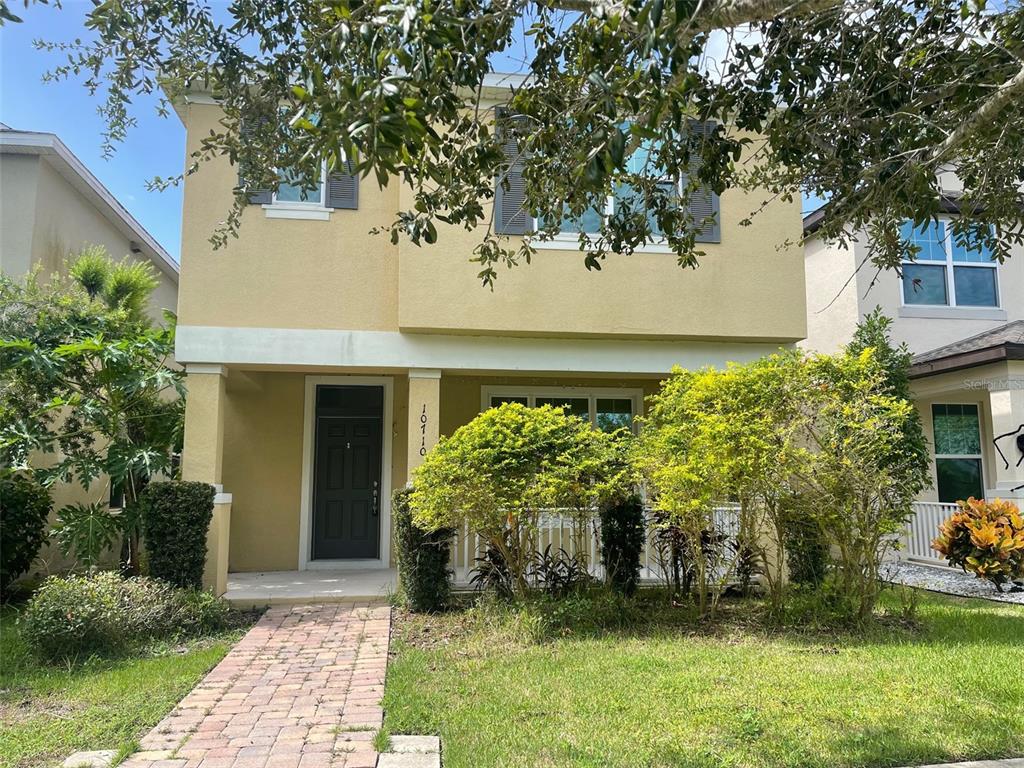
xmin=0 ymin=605 xmax=252 ymax=768
xmin=382 ymin=591 xmax=1024 ymax=768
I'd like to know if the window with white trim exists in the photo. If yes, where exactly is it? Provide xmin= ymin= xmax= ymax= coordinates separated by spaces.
xmin=482 ymin=386 xmax=641 ymax=433
xmin=273 ymin=161 xmax=327 ymax=207
xmin=900 ymin=219 xmax=999 ymax=308
xmin=932 ymin=403 xmax=985 ymax=503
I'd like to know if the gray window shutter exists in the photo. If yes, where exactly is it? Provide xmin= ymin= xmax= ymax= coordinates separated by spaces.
xmin=325 ymin=162 xmax=358 ymax=209
xmin=686 ymin=120 xmax=721 ymax=243
xmin=238 ymin=116 xmax=272 ymax=205
xmin=495 ymin=108 xmax=532 ymax=235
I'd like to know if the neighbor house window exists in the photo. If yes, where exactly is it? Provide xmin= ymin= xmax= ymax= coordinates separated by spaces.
xmin=901 ymin=220 xmax=999 ymax=307
xmin=485 ymin=387 xmax=641 ymax=433
xmin=932 ymin=403 xmax=984 ymax=503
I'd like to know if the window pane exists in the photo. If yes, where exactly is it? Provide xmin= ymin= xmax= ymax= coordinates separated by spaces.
xmin=951 ymin=228 xmax=995 ymax=263
xmin=595 ymin=398 xmax=634 ymax=432
xmin=491 ymin=396 xmax=528 ymax=407
xmin=932 ymin=404 xmax=981 ymax=455
xmin=900 ymin=220 xmax=947 ymax=261
xmin=936 ymin=458 xmax=983 ymax=504
xmin=535 ymin=397 xmax=590 ymax=419
xmin=276 ymin=167 xmax=321 ymax=203
xmin=902 ymin=264 xmax=948 ymax=305
xmin=612 ymin=182 xmax=676 ymax=237
xmin=953 ymin=266 xmax=997 ymax=306
xmin=538 ymin=204 xmax=603 ymax=234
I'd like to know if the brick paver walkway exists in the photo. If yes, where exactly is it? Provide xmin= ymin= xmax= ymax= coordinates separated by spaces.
xmin=121 ymin=603 xmax=391 ymax=768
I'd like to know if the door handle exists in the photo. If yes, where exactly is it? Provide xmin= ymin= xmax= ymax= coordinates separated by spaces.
xmin=372 ymin=481 xmax=379 ymax=516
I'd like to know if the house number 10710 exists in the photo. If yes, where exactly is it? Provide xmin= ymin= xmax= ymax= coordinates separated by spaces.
xmin=419 ymin=404 xmax=428 ymax=456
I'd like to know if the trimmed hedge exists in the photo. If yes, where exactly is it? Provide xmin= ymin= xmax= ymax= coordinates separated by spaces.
xmin=600 ymin=494 xmax=646 ymax=596
xmin=0 ymin=474 xmax=52 ymax=597
xmin=21 ymin=571 xmax=229 ymax=661
xmin=139 ymin=481 xmax=216 ymax=589
xmin=394 ymin=487 xmax=454 ymax=612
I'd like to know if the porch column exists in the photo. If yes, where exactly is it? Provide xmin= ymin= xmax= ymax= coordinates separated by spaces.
xmin=986 ymin=361 xmax=1024 ymax=503
xmin=182 ymin=364 xmax=232 ymax=596
xmin=407 ymin=369 xmax=441 ymax=479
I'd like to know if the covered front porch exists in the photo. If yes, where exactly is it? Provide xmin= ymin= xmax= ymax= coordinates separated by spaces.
xmin=902 ymin=325 xmax=1024 ymax=564
xmin=179 ymin=351 xmax=709 ymax=596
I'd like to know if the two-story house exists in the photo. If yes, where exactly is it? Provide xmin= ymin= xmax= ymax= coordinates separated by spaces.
xmin=170 ymin=75 xmax=807 ymax=599
xmin=802 ymin=185 xmax=1024 ymax=563
xmin=0 ymin=125 xmax=180 ymax=573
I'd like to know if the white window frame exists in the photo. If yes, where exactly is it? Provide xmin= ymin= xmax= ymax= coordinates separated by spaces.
xmin=480 ymin=385 xmax=644 ymax=433
xmin=931 ymin=401 xmax=985 ymax=502
xmin=263 ymin=160 xmax=331 ymax=220
xmin=899 ymin=217 xmax=1000 ymax=309
xmin=536 ymin=177 xmax=684 ymax=254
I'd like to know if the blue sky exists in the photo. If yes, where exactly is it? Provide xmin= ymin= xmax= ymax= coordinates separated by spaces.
xmin=0 ymin=2 xmax=186 ymax=261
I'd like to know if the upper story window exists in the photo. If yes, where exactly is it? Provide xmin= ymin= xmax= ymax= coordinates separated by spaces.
xmin=900 ymin=219 xmax=999 ymax=308
xmin=495 ymin=114 xmax=720 ymax=245
xmin=273 ymin=163 xmax=326 ymax=207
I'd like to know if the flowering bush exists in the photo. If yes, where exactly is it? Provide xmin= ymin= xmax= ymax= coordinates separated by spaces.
xmin=932 ymin=498 xmax=1024 ymax=591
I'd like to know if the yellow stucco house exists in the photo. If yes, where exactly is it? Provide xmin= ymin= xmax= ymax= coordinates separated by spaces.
xmin=170 ymin=76 xmax=807 ymax=600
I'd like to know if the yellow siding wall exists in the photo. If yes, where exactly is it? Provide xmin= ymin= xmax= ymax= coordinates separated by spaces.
xmin=177 ymin=103 xmax=805 ymax=343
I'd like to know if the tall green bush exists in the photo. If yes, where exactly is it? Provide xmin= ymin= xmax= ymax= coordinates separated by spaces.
xmin=139 ymin=481 xmax=216 ymax=589
xmin=411 ymin=403 xmax=633 ymax=597
xmin=394 ymin=486 xmax=454 ymax=612
xmin=0 ymin=474 xmax=52 ymax=596
xmin=600 ymin=495 xmax=645 ymax=596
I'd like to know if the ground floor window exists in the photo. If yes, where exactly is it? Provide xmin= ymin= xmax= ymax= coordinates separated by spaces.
xmin=482 ymin=386 xmax=643 ymax=433
xmin=932 ymin=403 xmax=985 ymax=503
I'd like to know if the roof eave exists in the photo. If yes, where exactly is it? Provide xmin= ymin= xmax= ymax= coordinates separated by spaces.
xmin=0 ymin=131 xmax=179 ymax=282
xmin=909 ymin=343 xmax=1024 ymax=379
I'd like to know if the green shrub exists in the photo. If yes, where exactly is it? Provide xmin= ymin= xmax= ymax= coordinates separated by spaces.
xmin=21 ymin=571 xmax=230 ymax=661
xmin=394 ymin=487 xmax=454 ymax=612
xmin=932 ymin=498 xmax=1024 ymax=591
xmin=780 ymin=507 xmax=829 ymax=587
xmin=599 ymin=495 xmax=645 ymax=596
xmin=0 ymin=474 xmax=52 ymax=596
xmin=139 ymin=481 xmax=216 ymax=589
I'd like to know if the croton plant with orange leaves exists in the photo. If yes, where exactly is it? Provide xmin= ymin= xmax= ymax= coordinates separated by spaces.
xmin=932 ymin=498 xmax=1024 ymax=591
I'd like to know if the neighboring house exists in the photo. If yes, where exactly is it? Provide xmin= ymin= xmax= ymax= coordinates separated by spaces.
xmin=802 ymin=193 xmax=1024 ymax=562
xmin=168 ymin=74 xmax=807 ymax=595
xmin=0 ymin=125 xmax=180 ymax=571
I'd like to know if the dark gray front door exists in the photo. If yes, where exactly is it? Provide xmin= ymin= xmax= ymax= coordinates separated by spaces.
xmin=312 ymin=386 xmax=383 ymax=560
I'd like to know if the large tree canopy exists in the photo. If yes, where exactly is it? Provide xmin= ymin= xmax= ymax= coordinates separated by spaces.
xmin=10 ymin=0 xmax=1024 ymax=285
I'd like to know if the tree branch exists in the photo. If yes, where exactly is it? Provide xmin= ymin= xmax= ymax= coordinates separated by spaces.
xmin=931 ymin=64 xmax=1024 ymax=165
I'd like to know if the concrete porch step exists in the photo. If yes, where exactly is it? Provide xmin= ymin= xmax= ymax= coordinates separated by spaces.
xmin=223 ymin=568 xmax=396 ymax=608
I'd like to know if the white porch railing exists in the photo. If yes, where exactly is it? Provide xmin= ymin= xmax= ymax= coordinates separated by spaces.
xmin=449 ymin=504 xmax=742 ymax=586
xmin=904 ymin=501 xmax=958 ymax=565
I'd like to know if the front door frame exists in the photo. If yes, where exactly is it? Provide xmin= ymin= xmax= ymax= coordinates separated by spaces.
xmin=299 ymin=375 xmax=393 ymax=570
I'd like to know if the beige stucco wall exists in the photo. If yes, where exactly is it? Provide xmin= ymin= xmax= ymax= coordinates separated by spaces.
xmin=177 ymin=103 xmax=805 ymax=343
xmin=0 ymin=151 xmax=178 ymax=320
xmin=219 ymin=369 xmax=662 ymax=572
xmin=803 ymin=227 xmax=1024 ymax=357
xmin=800 ymin=235 xmax=861 ymax=353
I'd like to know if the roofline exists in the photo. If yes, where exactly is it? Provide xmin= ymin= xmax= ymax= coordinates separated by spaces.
xmin=909 ymin=342 xmax=1024 ymax=379
xmin=0 ymin=130 xmax=179 ymax=282
xmin=802 ymin=196 xmax=973 ymax=238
